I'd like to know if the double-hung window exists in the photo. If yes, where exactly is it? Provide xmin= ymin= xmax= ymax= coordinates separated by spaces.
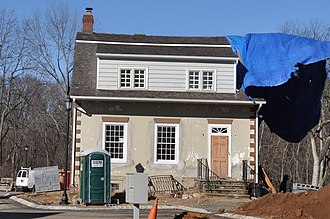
xmin=188 ymin=70 xmax=215 ymax=91
xmin=154 ymin=123 xmax=179 ymax=164
xmin=103 ymin=122 xmax=128 ymax=163
xmin=119 ymin=68 xmax=147 ymax=89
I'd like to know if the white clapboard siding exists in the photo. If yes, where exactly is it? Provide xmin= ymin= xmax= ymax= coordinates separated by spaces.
xmin=216 ymin=65 xmax=235 ymax=92
xmin=98 ymin=59 xmax=235 ymax=93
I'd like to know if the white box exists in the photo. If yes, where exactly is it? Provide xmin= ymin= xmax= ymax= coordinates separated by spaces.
xmin=125 ymin=173 xmax=148 ymax=204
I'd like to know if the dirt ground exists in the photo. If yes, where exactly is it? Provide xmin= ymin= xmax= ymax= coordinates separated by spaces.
xmin=16 ymin=185 xmax=330 ymax=218
xmin=234 ymin=184 xmax=330 ymax=219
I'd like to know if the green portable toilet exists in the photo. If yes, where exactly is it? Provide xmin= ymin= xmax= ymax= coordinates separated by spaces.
xmin=80 ymin=148 xmax=111 ymax=204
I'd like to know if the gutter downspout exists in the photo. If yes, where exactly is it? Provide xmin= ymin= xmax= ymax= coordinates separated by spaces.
xmin=70 ymin=98 xmax=77 ymax=186
xmin=255 ymin=103 xmax=263 ymax=183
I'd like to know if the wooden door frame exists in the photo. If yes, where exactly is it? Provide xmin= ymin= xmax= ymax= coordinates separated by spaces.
xmin=208 ymin=124 xmax=232 ymax=177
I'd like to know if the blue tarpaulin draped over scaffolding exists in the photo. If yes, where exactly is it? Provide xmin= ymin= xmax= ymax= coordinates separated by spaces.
xmin=226 ymin=33 xmax=330 ymax=142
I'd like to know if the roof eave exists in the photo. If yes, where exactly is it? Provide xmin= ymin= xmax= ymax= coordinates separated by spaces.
xmin=71 ymin=95 xmax=266 ymax=105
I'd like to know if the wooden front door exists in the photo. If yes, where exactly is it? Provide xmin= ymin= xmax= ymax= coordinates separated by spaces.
xmin=211 ymin=136 xmax=228 ymax=177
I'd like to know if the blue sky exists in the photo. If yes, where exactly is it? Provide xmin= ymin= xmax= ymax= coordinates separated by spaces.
xmin=2 ymin=0 xmax=330 ymax=36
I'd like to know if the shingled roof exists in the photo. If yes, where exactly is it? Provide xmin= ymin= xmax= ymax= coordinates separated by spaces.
xmin=76 ymin=32 xmax=231 ymax=45
xmin=76 ymin=32 xmax=237 ymax=58
xmin=72 ymin=32 xmax=255 ymax=104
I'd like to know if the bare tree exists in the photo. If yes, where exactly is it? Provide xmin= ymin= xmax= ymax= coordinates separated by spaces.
xmin=26 ymin=81 xmax=67 ymax=167
xmin=21 ymin=2 xmax=80 ymax=172
xmin=279 ymin=19 xmax=330 ymax=41
xmin=23 ymin=2 xmax=79 ymax=95
xmin=0 ymin=9 xmax=32 ymax=175
xmin=0 ymin=2 xmax=80 ymax=178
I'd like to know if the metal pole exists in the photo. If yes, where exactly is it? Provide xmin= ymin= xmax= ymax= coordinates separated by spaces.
xmin=25 ymin=150 xmax=28 ymax=167
xmin=133 ymin=204 xmax=140 ymax=219
xmin=243 ymin=160 xmax=247 ymax=182
xmin=24 ymin=145 xmax=29 ymax=167
xmin=61 ymin=104 xmax=71 ymax=204
xmin=70 ymin=106 xmax=77 ymax=186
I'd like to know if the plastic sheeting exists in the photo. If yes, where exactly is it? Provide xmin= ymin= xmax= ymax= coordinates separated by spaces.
xmin=226 ymin=33 xmax=330 ymax=91
xmin=226 ymin=33 xmax=330 ymax=142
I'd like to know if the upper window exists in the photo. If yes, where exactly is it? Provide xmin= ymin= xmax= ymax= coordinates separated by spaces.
xmin=119 ymin=68 xmax=147 ymax=89
xmin=103 ymin=122 xmax=128 ymax=163
xmin=188 ymin=70 xmax=215 ymax=91
xmin=154 ymin=123 xmax=179 ymax=164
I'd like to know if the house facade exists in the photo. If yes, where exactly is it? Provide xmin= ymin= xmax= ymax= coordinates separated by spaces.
xmin=70 ymin=10 xmax=264 ymax=191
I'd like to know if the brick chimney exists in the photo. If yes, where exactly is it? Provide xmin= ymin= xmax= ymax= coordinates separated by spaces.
xmin=82 ymin=8 xmax=94 ymax=33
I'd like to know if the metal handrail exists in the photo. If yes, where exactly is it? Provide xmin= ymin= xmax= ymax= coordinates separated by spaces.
xmin=197 ymin=158 xmax=222 ymax=192
xmin=242 ymin=160 xmax=257 ymax=184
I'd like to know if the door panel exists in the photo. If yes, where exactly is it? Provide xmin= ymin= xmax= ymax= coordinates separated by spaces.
xmin=211 ymin=136 xmax=228 ymax=177
xmin=89 ymin=154 xmax=105 ymax=203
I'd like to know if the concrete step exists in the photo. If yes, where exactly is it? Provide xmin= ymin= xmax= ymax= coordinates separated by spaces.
xmin=199 ymin=178 xmax=249 ymax=197
xmin=200 ymin=178 xmax=247 ymax=185
xmin=210 ymin=185 xmax=247 ymax=191
xmin=207 ymin=192 xmax=250 ymax=199
xmin=210 ymin=188 xmax=248 ymax=194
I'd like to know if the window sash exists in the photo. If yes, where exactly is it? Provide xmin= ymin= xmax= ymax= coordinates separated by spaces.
xmin=202 ymin=71 xmax=214 ymax=90
xmin=154 ymin=123 xmax=179 ymax=164
xmin=134 ymin=69 xmax=145 ymax=88
xmin=103 ymin=122 xmax=127 ymax=163
xmin=120 ymin=69 xmax=131 ymax=88
xmin=189 ymin=71 xmax=200 ymax=90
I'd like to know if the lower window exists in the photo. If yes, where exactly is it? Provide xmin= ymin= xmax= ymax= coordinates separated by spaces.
xmin=154 ymin=123 xmax=179 ymax=164
xmin=111 ymin=183 xmax=120 ymax=192
xmin=103 ymin=122 xmax=127 ymax=163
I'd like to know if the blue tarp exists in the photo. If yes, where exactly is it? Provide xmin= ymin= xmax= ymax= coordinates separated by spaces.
xmin=226 ymin=33 xmax=330 ymax=142
xmin=226 ymin=33 xmax=330 ymax=91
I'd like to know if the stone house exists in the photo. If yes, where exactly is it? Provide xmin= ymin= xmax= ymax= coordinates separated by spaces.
xmin=70 ymin=9 xmax=264 ymax=191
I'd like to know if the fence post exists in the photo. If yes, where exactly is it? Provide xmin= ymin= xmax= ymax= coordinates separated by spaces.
xmin=197 ymin=159 xmax=201 ymax=179
xmin=243 ymin=160 xmax=247 ymax=181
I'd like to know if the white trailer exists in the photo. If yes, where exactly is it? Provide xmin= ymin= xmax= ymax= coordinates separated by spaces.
xmin=15 ymin=166 xmax=60 ymax=192
xmin=15 ymin=168 xmax=35 ymax=192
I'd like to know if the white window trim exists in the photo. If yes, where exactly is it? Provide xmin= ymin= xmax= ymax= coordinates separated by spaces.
xmin=117 ymin=67 xmax=148 ymax=90
xmin=186 ymin=69 xmax=216 ymax=92
xmin=207 ymin=124 xmax=232 ymax=177
xmin=102 ymin=122 xmax=128 ymax=163
xmin=96 ymin=57 xmax=100 ymax=89
xmin=154 ymin=123 xmax=179 ymax=164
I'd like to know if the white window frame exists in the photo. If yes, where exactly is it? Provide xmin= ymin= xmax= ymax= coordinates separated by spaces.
xmin=186 ymin=69 xmax=216 ymax=91
xmin=154 ymin=123 xmax=179 ymax=164
xmin=118 ymin=67 xmax=148 ymax=89
xmin=102 ymin=122 xmax=128 ymax=163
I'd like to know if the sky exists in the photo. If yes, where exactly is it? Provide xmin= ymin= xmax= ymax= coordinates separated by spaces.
xmin=2 ymin=0 xmax=330 ymax=36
